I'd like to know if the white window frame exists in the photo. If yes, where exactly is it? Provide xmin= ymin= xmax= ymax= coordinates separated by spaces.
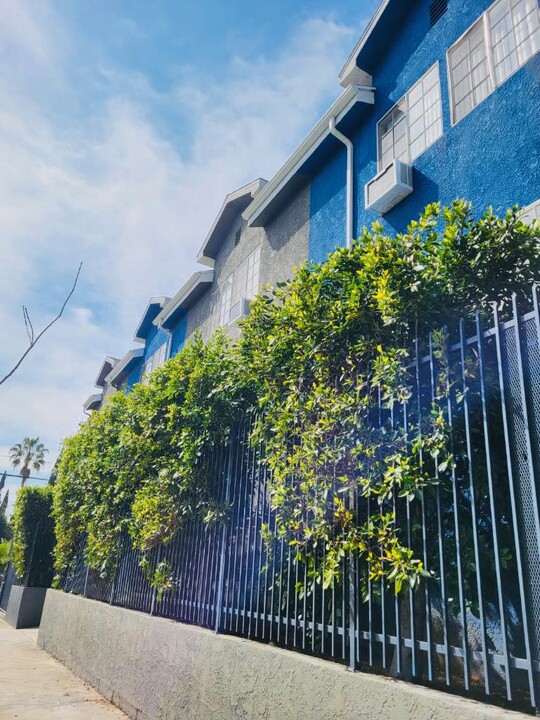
xmin=245 ymin=247 xmax=261 ymax=300
xmin=219 ymin=276 xmax=233 ymax=327
xmin=376 ymin=63 xmax=443 ymax=172
xmin=447 ymin=0 xmax=540 ymax=125
xmin=521 ymin=198 xmax=540 ymax=222
xmin=217 ymin=246 xmax=261 ymax=327
xmin=141 ymin=344 xmax=166 ymax=383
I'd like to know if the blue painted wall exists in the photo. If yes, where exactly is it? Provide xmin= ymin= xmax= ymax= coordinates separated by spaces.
xmin=309 ymin=146 xmax=347 ymax=264
xmin=123 ymin=324 xmax=169 ymax=392
xmin=308 ymin=0 xmax=540 ymax=261
xmin=125 ymin=363 xmax=142 ymax=391
xmin=170 ymin=314 xmax=188 ymax=357
xmin=143 ymin=324 xmax=169 ymax=362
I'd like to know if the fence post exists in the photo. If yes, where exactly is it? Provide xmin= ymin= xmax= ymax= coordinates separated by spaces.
xmin=348 ymin=490 xmax=357 ymax=671
xmin=214 ymin=428 xmax=236 ymax=633
xmin=83 ymin=565 xmax=89 ymax=598
xmin=24 ymin=522 xmax=40 ymax=587
xmin=109 ymin=563 xmax=118 ymax=605
xmin=150 ymin=546 xmax=162 ymax=616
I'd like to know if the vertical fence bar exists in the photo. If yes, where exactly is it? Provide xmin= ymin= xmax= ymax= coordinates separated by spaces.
xmin=248 ymin=420 xmax=259 ymax=638
xmin=475 ymin=311 xmax=512 ymax=699
xmin=83 ymin=564 xmax=90 ymax=598
xmin=414 ymin=338 xmax=433 ymax=682
xmin=225 ymin=424 xmax=243 ymax=631
xmin=445 ymin=328 xmax=470 ymax=691
xmin=348 ymin=484 xmax=357 ymax=670
xmin=459 ymin=318 xmax=491 ymax=695
xmin=254 ymin=439 xmax=266 ymax=640
xmin=428 ymin=333 xmax=450 ymax=685
xmin=214 ymin=429 xmax=236 ymax=633
xmin=403 ymin=399 xmax=417 ymax=679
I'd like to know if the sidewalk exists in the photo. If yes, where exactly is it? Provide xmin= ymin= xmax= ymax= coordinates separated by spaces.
xmin=0 ymin=615 xmax=127 ymax=720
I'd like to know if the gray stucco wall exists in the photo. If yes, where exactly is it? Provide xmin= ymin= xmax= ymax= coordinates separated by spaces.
xmin=186 ymin=217 xmax=266 ymax=343
xmin=185 ymin=183 xmax=309 ymax=345
xmin=261 ymin=181 xmax=310 ymax=289
xmin=38 ymin=590 xmax=528 ymax=720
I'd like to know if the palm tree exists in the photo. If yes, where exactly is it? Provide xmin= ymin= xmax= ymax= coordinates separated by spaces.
xmin=9 ymin=437 xmax=48 ymax=487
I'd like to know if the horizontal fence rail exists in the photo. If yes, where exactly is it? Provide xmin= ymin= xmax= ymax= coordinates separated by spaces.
xmin=63 ymin=287 xmax=540 ymax=714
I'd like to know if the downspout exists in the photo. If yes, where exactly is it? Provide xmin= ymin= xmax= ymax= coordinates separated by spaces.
xmin=163 ymin=327 xmax=173 ymax=361
xmin=328 ymin=117 xmax=354 ymax=249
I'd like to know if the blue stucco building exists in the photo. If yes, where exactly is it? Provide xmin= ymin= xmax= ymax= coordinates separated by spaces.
xmin=84 ymin=0 xmax=539 ymax=412
xmin=245 ymin=0 xmax=540 ymax=262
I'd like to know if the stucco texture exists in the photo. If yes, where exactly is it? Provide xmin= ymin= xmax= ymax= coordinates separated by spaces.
xmin=39 ymin=590 xmax=530 ymax=720
xmin=308 ymin=0 xmax=540 ymax=263
xmin=185 ymin=183 xmax=309 ymax=344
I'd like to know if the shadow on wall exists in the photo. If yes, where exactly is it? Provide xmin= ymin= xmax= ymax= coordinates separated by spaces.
xmin=380 ymin=168 xmax=440 ymax=235
xmin=265 ymin=181 xmax=310 ymax=253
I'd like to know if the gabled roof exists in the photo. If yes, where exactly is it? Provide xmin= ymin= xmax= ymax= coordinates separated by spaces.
xmin=338 ymin=0 xmax=410 ymax=86
xmin=133 ymin=297 xmax=170 ymax=344
xmin=243 ymin=85 xmax=374 ymax=228
xmin=83 ymin=393 xmax=103 ymax=413
xmin=105 ymin=348 xmax=144 ymax=388
xmin=197 ymin=179 xmax=267 ymax=266
xmin=155 ymin=271 xmax=214 ymax=330
xmin=95 ymin=356 xmax=119 ymax=388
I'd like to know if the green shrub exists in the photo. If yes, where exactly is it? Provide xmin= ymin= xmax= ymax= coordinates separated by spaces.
xmin=0 ymin=540 xmax=10 ymax=571
xmin=240 ymin=201 xmax=540 ymax=590
xmin=11 ymin=486 xmax=55 ymax=586
xmin=52 ymin=201 xmax=540 ymax=595
xmin=0 ymin=508 xmax=12 ymax=542
xmin=53 ymin=330 xmax=245 ymax=585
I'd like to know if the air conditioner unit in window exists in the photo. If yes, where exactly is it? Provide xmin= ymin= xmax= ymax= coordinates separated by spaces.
xmin=365 ymin=159 xmax=413 ymax=214
xmin=228 ymin=297 xmax=251 ymax=325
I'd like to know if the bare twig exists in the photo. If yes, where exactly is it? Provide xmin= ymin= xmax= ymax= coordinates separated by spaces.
xmin=0 ymin=262 xmax=83 ymax=387
xmin=23 ymin=306 xmax=35 ymax=344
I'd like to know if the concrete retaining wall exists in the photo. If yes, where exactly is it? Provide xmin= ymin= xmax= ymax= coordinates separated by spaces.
xmin=38 ymin=590 xmax=529 ymax=720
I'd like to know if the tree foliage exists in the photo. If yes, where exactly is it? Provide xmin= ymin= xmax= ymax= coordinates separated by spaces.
xmin=240 ymin=201 xmax=540 ymax=591
xmin=53 ymin=330 xmax=246 ymax=584
xmin=52 ymin=201 xmax=540 ymax=595
xmin=11 ymin=485 xmax=55 ymax=584
xmin=0 ymin=507 xmax=12 ymax=541
xmin=9 ymin=437 xmax=48 ymax=487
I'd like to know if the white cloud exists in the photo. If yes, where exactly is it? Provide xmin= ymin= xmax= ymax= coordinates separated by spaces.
xmin=0 ymin=4 xmax=358 ymax=464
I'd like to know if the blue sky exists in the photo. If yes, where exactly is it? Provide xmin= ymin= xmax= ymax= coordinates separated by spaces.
xmin=0 ymin=0 xmax=378 ymax=508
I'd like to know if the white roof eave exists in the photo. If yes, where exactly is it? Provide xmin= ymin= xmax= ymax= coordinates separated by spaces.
xmin=155 ymin=270 xmax=214 ymax=328
xmin=338 ymin=0 xmax=390 ymax=86
xmin=196 ymin=178 xmax=267 ymax=263
xmin=104 ymin=348 xmax=144 ymax=385
xmin=243 ymin=85 xmax=374 ymax=227
xmin=133 ymin=296 xmax=170 ymax=344
xmin=83 ymin=392 xmax=103 ymax=412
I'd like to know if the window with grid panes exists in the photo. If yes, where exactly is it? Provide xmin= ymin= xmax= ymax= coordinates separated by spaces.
xmin=141 ymin=344 xmax=166 ymax=383
xmin=245 ymin=247 xmax=261 ymax=299
xmin=217 ymin=247 xmax=261 ymax=326
xmin=377 ymin=64 xmax=443 ymax=171
xmin=448 ymin=0 xmax=539 ymax=123
xmin=522 ymin=199 xmax=540 ymax=223
xmin=219 ymin=276 xmax=233 ymax=326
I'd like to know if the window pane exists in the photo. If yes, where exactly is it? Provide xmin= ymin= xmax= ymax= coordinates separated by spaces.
xmin=219 ymin=278 xmax=233 ymax=326
xmin=448 ymin=18 xmax=493 ymax=122
xmin=489 ymin=0 xmax=540 ymax=85
xmin=377 ymin=64 xmax=442 ymax=168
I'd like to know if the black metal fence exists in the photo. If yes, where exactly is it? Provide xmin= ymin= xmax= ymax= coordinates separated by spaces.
xmin=0 ymin=561 xmax=15 ymax=612
xmin=63 ymin=288 xmax=540 ymax=714
xmin=0 ymin=522 xmax=55 ymax=614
